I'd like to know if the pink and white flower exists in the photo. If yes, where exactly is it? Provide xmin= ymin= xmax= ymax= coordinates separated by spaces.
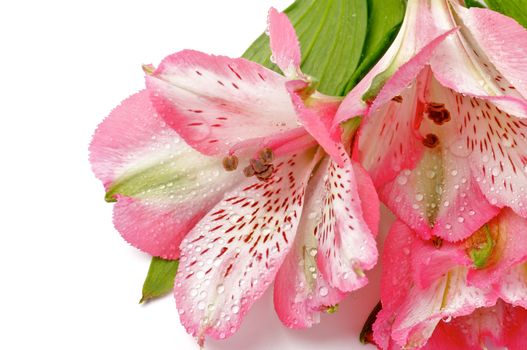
xmin=373 ymin=209 xmax=527 ymax=349
xmin=90 ymin=8 xmax=379 ymax=343
xmin=333 ymin=0 xmax=527 ymax=242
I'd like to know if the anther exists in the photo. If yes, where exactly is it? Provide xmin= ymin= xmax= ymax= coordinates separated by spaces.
xmin=222 ymin=155 xmax=239 ymax=171
xmin=431 ymin=236 xmax=443 ymax=249
xmin=256 ymin=164 xmax=274 ymax=181
xmin=142 ymin=64 xmax=156 ymax=75
xmin=391 ymin=95 xmax=403 ymax=103
xmin=250 ymin=158 xmax=268 ymax=174
xmin=423 ymin=133 xmax=440 ymax=148
xmin=426 ymin=102 xmax=451 ymax=125
xmin=243 ymin=165 xmax=255 ymax=177
xmin=258 ymin=147 xmax=274 ymax=165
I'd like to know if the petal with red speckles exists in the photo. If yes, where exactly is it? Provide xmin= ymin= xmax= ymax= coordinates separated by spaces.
xmin=274 ymin=154 xmax=345 ymax=329
xmin=146 ymin=50 xmax=300 ymax=157
xmin=89 ymin=91 xmax=243 ymax=258
xmin=429 ymin=78 xmax=527 ymax=220
xmin=173 ymin=148 xmax=321 ymax=342
xmin=316 ymin=148 xmax=379 ymax=292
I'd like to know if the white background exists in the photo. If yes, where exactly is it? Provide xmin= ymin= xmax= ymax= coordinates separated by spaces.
xmin=0 ymin=1 xmax=389 ymax=349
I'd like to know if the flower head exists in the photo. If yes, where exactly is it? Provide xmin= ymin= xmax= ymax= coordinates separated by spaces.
xmin=333 ymin=0 xmax=527 ymax=242
xmin=373 ymin=209 xmax=527 ymax=349
xmin=90 ymin=8 xmax=380 ymax=343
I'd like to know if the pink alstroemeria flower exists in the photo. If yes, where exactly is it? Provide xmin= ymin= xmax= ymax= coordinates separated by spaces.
xmin=333 ymin=0 xmax=527 ymax=242
xmin=90 ymin=8 xmax=379 ymax=343
xmin=373 ymin=209 xmax=527 ymax=349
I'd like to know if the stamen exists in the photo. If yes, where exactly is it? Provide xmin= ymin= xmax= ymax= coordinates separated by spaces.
xmin=222 ymin=155 xmax=239 ymax=171
xmin=391 ymin=95 xmax=403 ymax=103
xmin=258 ymin=147 xmax=274 ymax=165
xmin=423 ymin=133 xmax=440 ymax=148
xmin=426 ymin=102 xmax=451 ymax=125
xmin=243 ymin=165 xmax=255 ymax=177
xmin=250 ymin=158 xmax=268 ymax=174
xmin=256 ymin=164 xmax=274 ymax=181
xmin=431 ymin=236 xmax=443 ymax=249
xmin=142 ymin=64 xmax=156 ymax=75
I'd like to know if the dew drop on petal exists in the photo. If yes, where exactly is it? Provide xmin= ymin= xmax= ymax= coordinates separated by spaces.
xmin=397 ymin=175 xmax=408 ymax=185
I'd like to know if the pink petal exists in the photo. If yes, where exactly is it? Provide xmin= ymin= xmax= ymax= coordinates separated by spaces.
xmin=268 ymin=7 xmax=301 ymax=78
xmin=467 ymin=209 xmax=527 ymax=289
xmin=89 ymin=91 xmax=241 ymax=258
xmin=498 ymin=264 xmax=527 ymax=309
xmin=332 ymin=0 xmax=456 ymax=136
xmin=146 ymin=50 xmax=300 ymax=156
xmin=425 ymin=301 xmax=527 ymax=350
xmin=356 ymin=78 xmax=425 ymax=189
xmin=274 ymin=155 xmax=346 ymax=329
xmin=353 ymin=161 xmax=380 ymax=236
xmin=380 ymin=146 xmax=500 ymax=241
xmin=430 ymin=3 xmax=527 ymax=119
xmin=368 ymin=28 xmax=458 ymax=115
xmin=286 ymin=80 xmax=344 ymax=166
xmin=173 ymin=149 xmax=322 ymax=341
xmin=316 ymin=150 xmax=379 ymax=292
xmin=373 ymin=221 xmax=416 ymax=350
xmin=374 ymin=221 xmax=496 ymax=349
xmin=436 ymin=83 xmax=527 ymax=219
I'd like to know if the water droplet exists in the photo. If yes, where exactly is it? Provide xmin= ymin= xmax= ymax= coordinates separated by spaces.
xmin=319 ymin=287 xmax=329 ymax=297
xmin=415 ymin=193 xmax=424 ymax=202
xmin=397 ymin=175 xmax=408 ymax=185
xmin=457 ymin=216 xmax=465 ymax=223
xmin=451 ymin=170 xmax=458 ymax=176
xmin=449 ymin=138 xmax=472 ymax=157
xmin=217 ymin=285 xmax=225 ymax=294
xmin=231 ymin=305 xmax=240 ymax=314
xmin=309 ymin=248 xmax=318 ymax=257
xmin=491 ymin=167 xmax=500 ymax=176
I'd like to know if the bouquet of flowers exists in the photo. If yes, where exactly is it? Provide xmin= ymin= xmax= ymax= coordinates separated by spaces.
xmin=89 ymin=0 xmax=527 ymax=348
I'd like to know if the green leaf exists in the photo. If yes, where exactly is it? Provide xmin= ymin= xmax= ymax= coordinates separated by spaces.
xmin=243 ymin=0 xmax=369 ymax=96
xmin=346 ymin=0 xmax=405 ymax=91
xmin=140 ymin=257 xmax=179 ymax=303
xmin=465 ymin=0 xmax=486 ymax=8
xmin=485 ymin=0 xmax=527 ymax=28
